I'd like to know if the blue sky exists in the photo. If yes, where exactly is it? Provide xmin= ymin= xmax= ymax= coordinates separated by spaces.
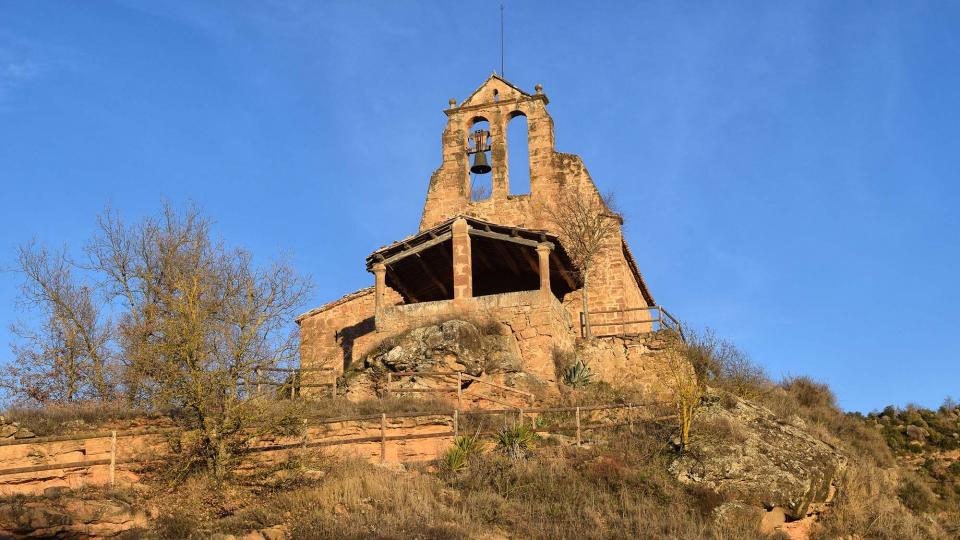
xmin=1 ymin=1 xmax=958 ymax=412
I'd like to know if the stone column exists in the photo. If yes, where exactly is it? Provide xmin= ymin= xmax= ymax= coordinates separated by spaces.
xmin=451 ymin=218 xmax=472 ymax=300
xmin=373 ymin=263 xmax=386 ymax=311
xmin=537 ymin=242 xmax=553 ymax=304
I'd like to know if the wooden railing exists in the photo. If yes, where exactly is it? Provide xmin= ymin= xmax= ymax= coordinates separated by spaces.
xmin=579 ymin=305 xmax=684 ymax=340
xmin=0 ymin=401 xmax=670 ymax=480
xmin=248 ymin=366 xmax=338 ymax=398
xmin=385 ymin=370 xmax=536 ymax=409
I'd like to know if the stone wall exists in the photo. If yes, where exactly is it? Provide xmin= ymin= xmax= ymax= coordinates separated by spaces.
xmin=418 ymin=76 xmax=653 ymax=329
xmin=577 ymin=332 xmax=676 ymax=400
xmin=297 ymin=286 xmax=402 ymax=376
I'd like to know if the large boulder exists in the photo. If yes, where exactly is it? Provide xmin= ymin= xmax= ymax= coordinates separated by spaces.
xmin=365 ymin=320 xmax=519 ymax=377
xmin=670 ymin=391 xmax=846 ymax=520
xmin=343 ymin=320 xmax=522 ymax=400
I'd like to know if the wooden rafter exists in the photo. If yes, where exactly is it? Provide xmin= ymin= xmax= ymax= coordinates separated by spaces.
xmin=414 ymin=253 xmax=449 ymax=297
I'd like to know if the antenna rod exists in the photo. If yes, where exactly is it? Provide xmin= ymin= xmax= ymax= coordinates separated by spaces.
xmin=500 ymin=3 xmax=504 ymax=77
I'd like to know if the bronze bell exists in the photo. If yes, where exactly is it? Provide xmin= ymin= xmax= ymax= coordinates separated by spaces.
xmin=470 ymin=151 xmax=491 ymax=174
xmin=469 ymin=129 xmax=492 ymax=174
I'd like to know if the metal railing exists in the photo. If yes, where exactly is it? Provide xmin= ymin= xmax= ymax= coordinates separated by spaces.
xmin=579 ymin=305 xmax=684 ymax=340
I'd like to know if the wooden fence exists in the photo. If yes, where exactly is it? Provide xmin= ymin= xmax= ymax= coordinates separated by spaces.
xmin=385 ymin=370 xmax=536 ymax=409
xmin=248 ymin=366 xmax=337 ymax=398
xmin=0 ymin=401 xmax=670 ymax=483
xmin=580 ymin=305 xmax=684 ymax=340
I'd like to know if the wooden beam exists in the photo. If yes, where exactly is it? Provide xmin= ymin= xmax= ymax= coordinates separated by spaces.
xmin=386 ymin=270 xmax=420 ymax=303
xmin=414 ymin=253 xmax=449 ymax=297
xmin=468 ymin=228 xmax=544 ymax=248
xmin=518 ymin=247 xmax=540 ymax=275
xmin=377 ymin=232 xmax=452 ymax=267
xmin=557 ymin=268 xmax=578 ymax=290
xmin=490 ymin=240 xmax=522 ymax=277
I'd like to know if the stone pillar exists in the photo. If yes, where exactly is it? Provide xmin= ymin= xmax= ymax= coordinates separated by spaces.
xmin=451 ymin=218 xmax=472 ymax=300
xmin=537 ymin=242 xmax=553 ymax=304
xmin=373 ymin=263 xmax=386 ymax=311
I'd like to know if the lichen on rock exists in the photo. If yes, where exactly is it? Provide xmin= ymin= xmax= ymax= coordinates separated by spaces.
xmin=670 ymin=390 xmax=847 ymax=520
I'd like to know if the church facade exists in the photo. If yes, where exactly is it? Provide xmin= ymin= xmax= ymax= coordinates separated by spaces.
xmin=297 ymin=75 xmax=663 ymax=384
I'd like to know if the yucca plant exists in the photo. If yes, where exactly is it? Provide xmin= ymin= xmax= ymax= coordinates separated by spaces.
xmin=563 ymin=359 xmax=593 ymax=388
xmin=495 ymin=424 xmax=539 ymax=460
xmin=443 ymin=446 xmax=469 ymax=473
xmin=443 ymin=434 xmax=485 ymax=473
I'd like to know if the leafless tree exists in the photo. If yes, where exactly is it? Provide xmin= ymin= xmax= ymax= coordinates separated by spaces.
xmin=87 ymin=203 xmax=311 ymax=478
xmin=5 ymin=203 xmax=310 ymax=478
xmin=539 ymin=186 xmax=620 ymax=339
xmin=2 ymin=243 xmax=114 ymax=403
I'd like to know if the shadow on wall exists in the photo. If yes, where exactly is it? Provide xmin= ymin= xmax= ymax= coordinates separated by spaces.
xmin=337 ymin=316 xmax=375 ymax=371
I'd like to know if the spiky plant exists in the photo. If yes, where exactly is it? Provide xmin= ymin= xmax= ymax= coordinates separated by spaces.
xmin=443 ymin=434 xmax=485 ymax=473
xmin=495 ymin=424 xmax=539 ymax=460
xmin=563 ymin=360 xmax=593 ymax=388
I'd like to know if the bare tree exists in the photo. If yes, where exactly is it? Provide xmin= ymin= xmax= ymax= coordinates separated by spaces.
xmin=2 ymin=243 xmax=114 ymax=403
xmin=539 ymin=186 xmax=620 ymax=339
xmin=87 ymin=204 xmax=311 ymax=478
xmin=663 ymin=333 xmax=704 ymax=451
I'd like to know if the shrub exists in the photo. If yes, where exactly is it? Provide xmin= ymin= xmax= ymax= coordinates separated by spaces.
xmin=495 ymin=424 xmax=539 ymax=460
xmin=562 ymin=359 xmax=593 ymax=388
xmin=442 ymin=434 xmax=485 ymax=473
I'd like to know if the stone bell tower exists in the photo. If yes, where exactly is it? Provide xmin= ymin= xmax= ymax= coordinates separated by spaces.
xmin=419 ymin=74 xmax=563 ymax=232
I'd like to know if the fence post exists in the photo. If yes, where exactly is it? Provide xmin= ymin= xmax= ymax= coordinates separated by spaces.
xmin=579 ymin=312 xmax=586 ymax=338
xmin=380 ymin=413 xmax=387 ymax=463
xmin=657 ymin=306 xmax=663 ymax=332
xmin=452 ymin=410 xmax=459 ymax=443
xmin=302 ymin=418 xmax=308 ymax=452
xmin=628 ymin=404 xmax=634 ymax=433
xmin=256 ymin=368 xmax=261 ymax=395
xmin=518 ymin=408 xmax=523 ymax=427
xmin=457 ymin=372 xmax=463 ymax=410
xmin=109 ymin=430 xmax=117 ymax=487
xmin=575 ymin=407 xmax=581 ymax=447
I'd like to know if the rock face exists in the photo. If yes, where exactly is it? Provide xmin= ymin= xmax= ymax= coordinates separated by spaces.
xmin=670 ymin=392 xmax=846 ymax=520
xmin=0 ymin=496 xmax=148 ymax=538
xmin=365 ymin=320 xmax=518 ymax=376
xmin=343 ymin=320 xmax=523 ymax=401
xmin=0 ymin=416 xmax=36 ymax=440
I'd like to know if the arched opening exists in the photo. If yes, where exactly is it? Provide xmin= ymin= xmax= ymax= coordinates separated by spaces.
xmin=493 ymin=89 xmax=500 ymax=102
xmin=507 ymin=113 xmax=530 ymax=195
xmin=468 ymin=117 xmax=492 ymax=201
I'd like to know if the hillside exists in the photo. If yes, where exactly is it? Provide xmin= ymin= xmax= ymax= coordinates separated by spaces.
xmin=0 ymin=325 xmax=957 ymax=539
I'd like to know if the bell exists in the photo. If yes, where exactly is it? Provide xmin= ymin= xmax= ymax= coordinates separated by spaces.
xmin=470 ymin=151 xmax=492 ymax=174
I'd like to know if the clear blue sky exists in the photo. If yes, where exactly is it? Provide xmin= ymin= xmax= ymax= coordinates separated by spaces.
xmin=1 ymin=1 xmax=957 ymax=412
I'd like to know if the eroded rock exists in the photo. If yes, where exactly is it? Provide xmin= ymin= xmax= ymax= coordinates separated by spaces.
xmin=670 ymin=391 xmax=846 ymax=520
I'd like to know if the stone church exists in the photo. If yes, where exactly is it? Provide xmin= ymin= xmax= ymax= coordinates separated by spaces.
xmin=297 ymin=75 xmax=671 ymax=386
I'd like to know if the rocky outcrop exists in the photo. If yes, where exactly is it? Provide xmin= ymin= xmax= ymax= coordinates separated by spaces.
xmin=0 ymin=416 xmax=36 ymax=440
xmin=344 ymin=320 xmax=524 ymax=401
xmin=0 ymin=496 xmax=148 ymax=538
xmin=670 ymin=391 xmax=846 ymax=521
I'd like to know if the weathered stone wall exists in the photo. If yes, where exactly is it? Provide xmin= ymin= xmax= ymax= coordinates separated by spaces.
xmin=419 ymin=77 xmax=652 ymax=329
xmin=577 ymin=332 xmax=676 ymax=400
xmin=297 ymin=286 xmax=402 ymax=376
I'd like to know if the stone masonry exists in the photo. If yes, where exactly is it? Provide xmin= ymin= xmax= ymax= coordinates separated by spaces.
xmin=297 ymin=75 xmax=658 ymax=391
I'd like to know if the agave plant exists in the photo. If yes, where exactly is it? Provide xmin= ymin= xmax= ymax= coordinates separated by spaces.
xmin=563 ymin=359 xmax=593 ymax=388
xmin=443 ymin=434 xmax=485 ymax=473
xmin=495 ymin=424 xmax=539 ymax=460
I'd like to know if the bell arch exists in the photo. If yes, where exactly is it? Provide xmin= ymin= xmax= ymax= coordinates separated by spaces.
xmin=467 ymin=116 xmax=493 ymax=201
xmin=507 ymin=111 xmax=530 ymax=195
